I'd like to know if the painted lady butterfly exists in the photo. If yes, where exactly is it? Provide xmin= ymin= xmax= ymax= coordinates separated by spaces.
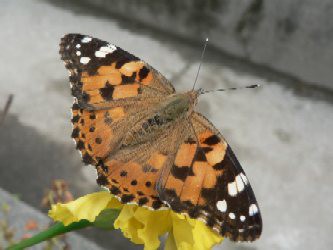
xmin=60 ymin=34 xmax=262 ymax=241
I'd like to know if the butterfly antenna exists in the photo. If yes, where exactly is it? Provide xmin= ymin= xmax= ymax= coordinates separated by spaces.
xmin=201 ymin=84 xmax=261 ymax=94
xmin=192 ymin=38 xmax=209 ymax=91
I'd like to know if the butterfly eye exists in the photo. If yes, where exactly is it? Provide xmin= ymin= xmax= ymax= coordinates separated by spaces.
xmin=142 ymin=122 xmax=149 ymax=131
xmin=154 ymin=115 xmax=163 ymax=125
xmin=147 ymin=118 xmax=155 ymax=126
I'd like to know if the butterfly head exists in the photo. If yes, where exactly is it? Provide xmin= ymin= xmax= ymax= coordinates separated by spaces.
xmin=197 ymin=87 xmax=205 ymax=95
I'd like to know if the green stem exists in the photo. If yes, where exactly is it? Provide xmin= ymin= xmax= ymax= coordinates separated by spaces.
xmin=7 ymin=220 xmax=92 ymax=250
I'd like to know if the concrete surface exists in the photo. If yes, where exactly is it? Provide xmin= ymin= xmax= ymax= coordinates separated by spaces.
xmin=0 ymin=0 xmax=332 ymax=249
xmin=80 ymin=0 xmax=333 ymax=91
xmin=0 ymin=187 xmax=103 ymax=249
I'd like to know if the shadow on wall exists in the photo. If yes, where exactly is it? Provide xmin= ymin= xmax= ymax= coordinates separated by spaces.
xmin=0 ymin=114 xmax=92 ymax=207
xmin=0 ymin=114 xmax=143 ymax=249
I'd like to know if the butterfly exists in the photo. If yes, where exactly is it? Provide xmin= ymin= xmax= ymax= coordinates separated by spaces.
xmin=60 ymin=34 xmax=262 ymax=242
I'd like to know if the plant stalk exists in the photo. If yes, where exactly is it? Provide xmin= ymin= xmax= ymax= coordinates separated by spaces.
xmin=7 ymin=220 xmax=92 ymax=250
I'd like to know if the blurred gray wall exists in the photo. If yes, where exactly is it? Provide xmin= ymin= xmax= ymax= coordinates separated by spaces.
xmin=83 ymin=0 xmax=333 ymax=90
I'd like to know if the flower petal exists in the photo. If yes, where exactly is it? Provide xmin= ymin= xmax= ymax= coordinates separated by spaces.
xmin=135 ymin=208 xmax=171 ymax=250
xmin=165 ymin=231 xmax=177 ymax=250
xmin=191 ymin=218 xmax=223 ymax=249
xmin=114 ymin=205 xmax=143 ymax=244
xmin=49 ymin=191 xmax=119 ymax=225
xmin=48 ymin=191 xmax=223 ymax=250
xmin=170 ymin=213 xmax=223 ymax=250
xmin=114 ymin=206 xmax=172 ymax=250
xmin=170 ymin=213 xmax=195 ymax=249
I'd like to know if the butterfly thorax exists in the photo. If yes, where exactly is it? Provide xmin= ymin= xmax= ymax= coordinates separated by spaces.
xmin=122 ymin=91 xmax=198 ymax=147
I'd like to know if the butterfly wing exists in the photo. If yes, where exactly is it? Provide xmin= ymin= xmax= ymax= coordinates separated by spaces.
xmin=60 ymin=34 xmax=175 ymax=165
xmin=60 ymin=33 xmax=175 ymax=109
xmin=157 ymin=112 xmax=262 ymax=241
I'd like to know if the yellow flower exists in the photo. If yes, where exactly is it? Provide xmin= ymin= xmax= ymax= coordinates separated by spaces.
xmin=49 ymin=191 xmax=223 ymax=250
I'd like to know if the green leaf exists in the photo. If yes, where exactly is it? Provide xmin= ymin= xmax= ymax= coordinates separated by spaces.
xmin=93 ymin=208 xmax=120 ymax=230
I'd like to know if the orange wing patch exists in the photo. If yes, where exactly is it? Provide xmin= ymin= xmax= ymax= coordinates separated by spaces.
xmin=112 ymin=84 xmax=141 ymax=99
xmin=119 ymin=61 xmax=152 ymax=83
xmin=199 ymin=130 xmax=228 ymax=168
xmin=174 ymin=143 xmax=197 ymax=166
xmin=81 ymin=82 xmax=142 ymax=105
xmin=160 ymin=131 xmax=227 ymax=209
xmin=81 ymin=70 xmax=122 ymax=88
xmin=148 ymin=153 xmax=167 ymax=170
xmin=81 ymin=62 xmax=152 ymax=103
xmin=163 ymin=140 xmax=197 ymax=199
xmin=180 ymin=161 xmax=209 ymax=205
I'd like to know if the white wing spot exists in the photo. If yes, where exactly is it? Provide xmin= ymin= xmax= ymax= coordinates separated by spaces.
xmin=95 ymin=51 xmax=105 ymax=58
xmin=240 ymin=215 xmax=246 ymax=222
xmin=102 ymin=44 xmax=117 ymax=53
xmin=81 ymin=37 xmax=92 ymax=43
xmin=95 ymin=44 xmax=117 ymax=58
xmin=80 ymin=57 xmax=90 ymax=64
xmin=235 ymin=174 xmax=245 ymax=192
xmin=76 ymin=44 xmax=81 ymax=48
xmin=228 ymin=181 xmax=237 ymax=196
xmin=249 ymin=204 xmax=259 ymax=216
xmin=216 ymin=200 xmax=227 ymax=213
xmin=229 ymin=212 xmax=236 ymax=219
xmin=76 ymin=51 xmax=81 ymax=56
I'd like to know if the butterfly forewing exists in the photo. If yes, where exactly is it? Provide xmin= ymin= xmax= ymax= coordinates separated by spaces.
xmin=60 ymin=33 xmax=262 ymax=242
xmin=61 ymin=33 xmax=175 ymax=164
xmin=157 ymin=112 xmax=262 ymax=241
xmin=60 ymin=33 xmax=175 ymax=108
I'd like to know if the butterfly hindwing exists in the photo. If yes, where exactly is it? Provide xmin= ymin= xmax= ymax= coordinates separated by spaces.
xmin=95 ymin=151 xmax=168 ymax=210
xmin=157 ymin=112 xmax=262 ymax=241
